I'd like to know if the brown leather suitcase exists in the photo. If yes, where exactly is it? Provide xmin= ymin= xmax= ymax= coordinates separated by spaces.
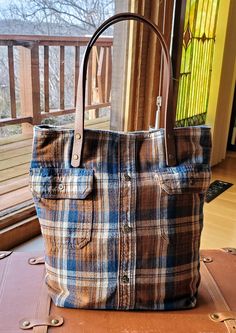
xmin=0 ymin=249 xmax=236 ymax=333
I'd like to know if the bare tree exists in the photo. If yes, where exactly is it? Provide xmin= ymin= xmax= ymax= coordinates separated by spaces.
xmin=0 ymin=0 xmax=114 ymax=136
xmin=1 ymin=0 xmax=114 ymax=34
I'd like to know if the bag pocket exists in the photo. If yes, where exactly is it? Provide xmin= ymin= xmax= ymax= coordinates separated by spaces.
xmin=156 ymin=164 xmax=211 ymax=195
xmin=29 ymin=167 xmax=94 ymax=249
xmin=156 ymin=163 xmax=211 ymax=243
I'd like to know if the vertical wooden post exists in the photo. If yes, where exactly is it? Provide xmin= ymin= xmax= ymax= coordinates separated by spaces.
xmin=59 ymin=46 xmax=65 ymax=110
xmin=111 ymin=0 xmax=130 ymax=131
xmin=90 ymin=46 xmax=99 ymax=119
xmin=44 ymin=46 xmax=49 ymax=113
xmin=19 ymin=44 xmax=41 ymax=135
xmin=105 ymin=47 xmax=112 ymax=103
xmin=112 ymin=0 xmax=175 ymax=131
xmin=97 ymin=47 xmax=105 ymax=104
xmin=8 ymin=45 xmax=17 ymax=119
xmin=74 ymin=46 xmax=80 ymax=107
xmin=171 ymin=0 xmax=187 ymax=121
xmin=87 ymin=47 xmax=92 ymax=119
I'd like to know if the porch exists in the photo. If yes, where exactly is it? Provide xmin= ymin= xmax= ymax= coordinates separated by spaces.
xmin=0 ymin=34 xmax=112 ymax=248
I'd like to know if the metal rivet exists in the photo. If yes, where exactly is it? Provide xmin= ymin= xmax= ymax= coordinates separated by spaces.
xmin=75 ymin=133 xmax=81 ymax=140
xmin=58 ymin=183 xmax=64 ymax=191
xmin=122 ymin=275 xmax=129 ymax=283
xmin=211 ymin=313 xmax=219 ymax=320
xmin=203 ymin=257 xmax=213 ymax=263
xmin=124 ymin=174 xmax=131 ymax=181
xmin=51 ymin=319 xmax=59 ymax=325
xmin=73 ymin=154 xmax=79 ymax=160
xmin=123 ymin=224 xmax=132 ymax=233
xmin=22 ymin=321 xmax=31 ymax=327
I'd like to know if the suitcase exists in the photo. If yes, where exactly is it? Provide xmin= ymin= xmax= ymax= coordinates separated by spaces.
xmin=0 ymin=249 xmax=236 ymax=333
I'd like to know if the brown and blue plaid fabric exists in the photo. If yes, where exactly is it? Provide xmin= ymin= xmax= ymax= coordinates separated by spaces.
xmin=30 ymin=125 xmax=211 ymax=310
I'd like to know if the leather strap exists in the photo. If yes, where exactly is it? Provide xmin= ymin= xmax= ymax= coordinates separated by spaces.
xmin=19 ymin=316 xmax=63 ymax=330
xmin=209 ymin=312 xmax=236 ymax=323
xmin=201 ymin=260 xmax=236 ymax=333
xmin=71 ymin=12 xmax=177 ymax=168
xmin=19 ymin=269 xmax=63 ymax=332
xmin=33 ymin=272 xmax=54 ymax=333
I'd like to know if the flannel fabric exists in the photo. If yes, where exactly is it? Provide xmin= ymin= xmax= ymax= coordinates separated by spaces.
xmin=30 ymin=125 xmax=211 ymax=310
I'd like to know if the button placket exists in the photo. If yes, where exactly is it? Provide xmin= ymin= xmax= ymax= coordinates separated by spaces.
xmin=118 ymin=138 xmax=136 ymax=310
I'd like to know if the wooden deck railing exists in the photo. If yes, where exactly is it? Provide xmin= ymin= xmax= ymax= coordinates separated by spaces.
xmin=0 ymin=35 xmax=113 ymax=130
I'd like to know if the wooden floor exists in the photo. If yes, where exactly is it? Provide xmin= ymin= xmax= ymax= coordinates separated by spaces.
xmin=201 ymin=151 xmax=236 ymax=249
xmin=0 ymin=116 xmax=110 ymax=215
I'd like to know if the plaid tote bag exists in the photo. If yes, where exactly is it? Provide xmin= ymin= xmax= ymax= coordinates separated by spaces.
xmin=29 ymin=13 xmax=211 ymax=310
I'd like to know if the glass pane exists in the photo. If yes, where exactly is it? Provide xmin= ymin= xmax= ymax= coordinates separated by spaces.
xmin=176 ymin=0 xmax=220 ymax=127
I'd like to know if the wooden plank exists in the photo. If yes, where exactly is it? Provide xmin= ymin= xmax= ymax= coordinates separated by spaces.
xmin=88 ymin=122 xmax=110 ymax=130
xmin=105 ymin=47 xmax=112 ymax=103
xmin=0 ymin=216 xmax=41 ymax=251
xmin=65 ymin=116 xmax=110 ymax=129
xmin=0 ymin=34 xmax=112 ymax=44
xmin=201 ymin=151 xmax=236 ymax=249
xmin=143 ymin=0 xmax=162 ymax=129
xmin=0 ymin=139 xmax=32 ymax=153
xmin=60 ymin=45 xmax=65 ymax=110
xmin=86 ymin=47 xmax=92 ymax=106
xmin=0 ymin=145 xmax=32 ymax=161
xmin=19 ymin=46 xmax=35 ymax=134
xmin=40 ymin=103 xmax=111 ymax=118
xmin=97 ymin=47 xmax=105 ymax=103
xmin=0 ymin=153 xmax=31 ymax=171
xmin=171 ymin=0 xmax=187 ymax=117
xmin=0 ymin=199 xmax=33 ymax=219
xmin=0 ymin=204 xmax=35 ymax=230
xmin=0 ymin=116 xmax=32 ymax=127
xmin=0 ymin=163 xmax=30 ymax=182
xmin=0 ymin=185 xmax=32 ymax=211
xmin=0 ymin=133 xmax=32 ymax=146
xmin=74 ymin=46 xmax=80 ymax=106
xmin=89 ymin=47 xmax=99 ymax=119
xmin=31 ymin=44 xmax=41 ymax=125
xmin=44 ymin=46 xmax=49 ymax=112
xmin=8 ymin=45 xmax=16 ymax=119
xmin=0 ymin=176 xmax=29 ymax=195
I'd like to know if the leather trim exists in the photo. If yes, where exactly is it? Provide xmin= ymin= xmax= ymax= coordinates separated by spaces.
xmin=28 ymin=257 xmax=45 ymax=265
xmin=33 ymin=271 xmax=52 ymax=333
xmin=209 ymin=312 xmax=236 ymax=322
xmin=201 ymin=261 xmax=236 ymax=333
xmin=222 ymin=248 xmax=236 ymax=255
xmin=19 ymin=267 xmax=64 ymax=332
xmin=0 ymin=251 xmax=12 ymax=260
xmin=71 ymin=12 xmax=177 ymax=168
xmin=19 ymin=315 xmax=63 ymax=330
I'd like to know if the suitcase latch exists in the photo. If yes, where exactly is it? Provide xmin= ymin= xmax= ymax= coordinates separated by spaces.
xmin=209 ymin=312 xmax=236 ymax=322
xmin=19 ymin=315 xmax=64 ymax=330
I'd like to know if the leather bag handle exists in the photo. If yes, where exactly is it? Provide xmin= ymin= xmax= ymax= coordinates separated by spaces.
xmin=71 ymin=12 xmax=177 ymax=167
